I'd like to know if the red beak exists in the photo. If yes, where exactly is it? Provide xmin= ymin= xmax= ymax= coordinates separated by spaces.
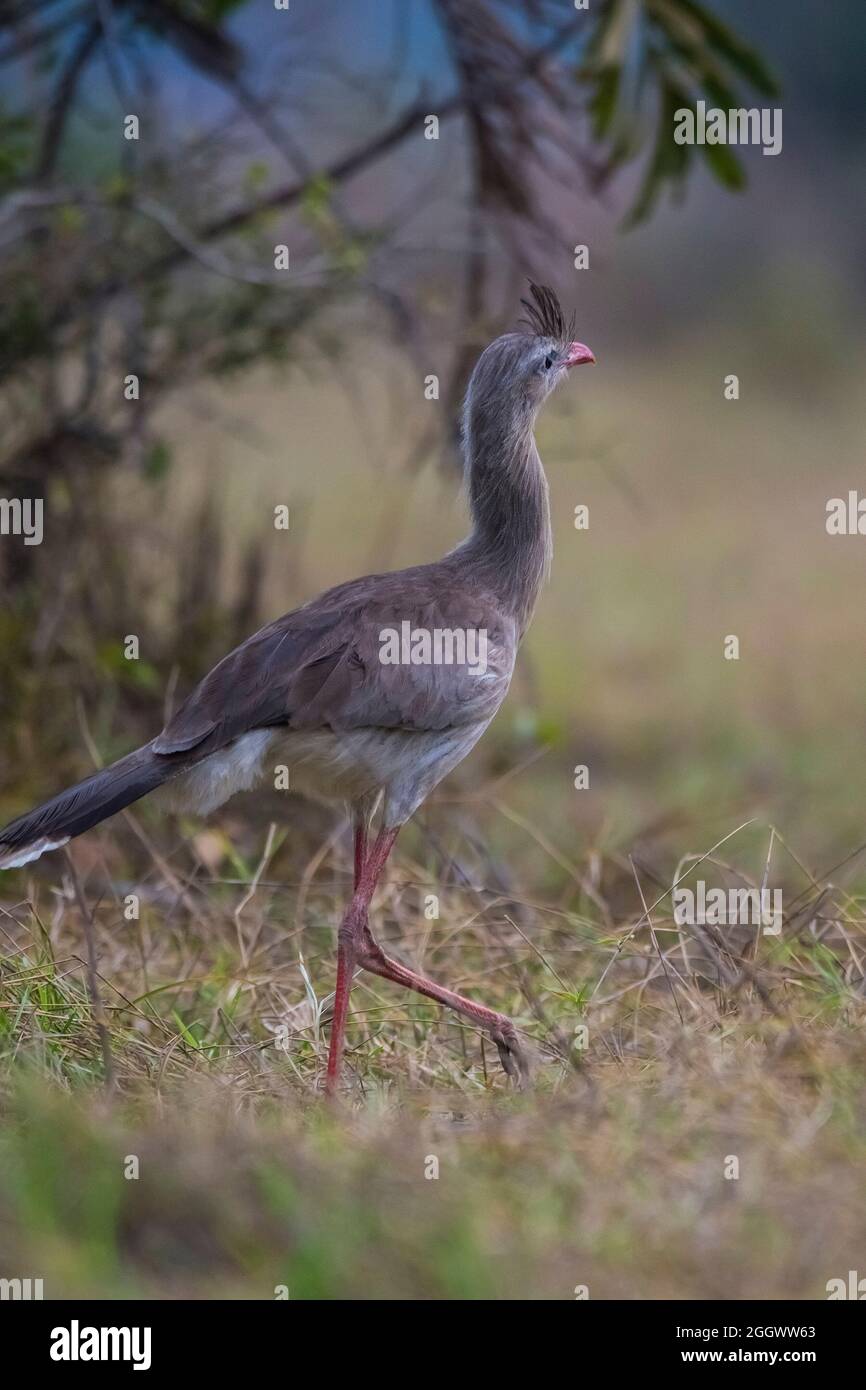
xmin=564 ymin=341 xmax=595 ymax=367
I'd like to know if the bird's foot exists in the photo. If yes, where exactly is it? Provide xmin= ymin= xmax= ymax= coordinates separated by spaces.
xmin=490 ymin=1019 xmax=531 ymax=1089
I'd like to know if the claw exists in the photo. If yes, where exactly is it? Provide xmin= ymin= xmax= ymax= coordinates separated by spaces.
xmin=493 ymin=1025 xmax=531 ymax=1089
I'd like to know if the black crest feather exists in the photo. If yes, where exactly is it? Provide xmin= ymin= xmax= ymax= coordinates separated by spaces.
xmin=519 ymin=282 xmax=575 ymax=345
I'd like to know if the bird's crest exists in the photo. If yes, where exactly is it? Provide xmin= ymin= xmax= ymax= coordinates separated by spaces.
xmin=519 ymin=282 xmax=575 ymax=346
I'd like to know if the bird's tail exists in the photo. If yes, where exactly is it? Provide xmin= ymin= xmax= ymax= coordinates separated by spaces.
xmin=0 ymin=743 xmax=177 ymax=870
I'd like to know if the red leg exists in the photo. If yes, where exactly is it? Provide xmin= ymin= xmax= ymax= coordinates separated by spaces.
xmin=325 ymin=915 xmax=360 ymax=1098
xmin=357 ymin=926 xmax=529 ymax=1086
xmin=353 ymin=822 xmax=367 ymax=892
xmin=325 ymin=826 xmax=400 ymax=1097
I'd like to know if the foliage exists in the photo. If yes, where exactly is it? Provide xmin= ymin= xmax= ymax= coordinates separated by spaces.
xmin=585 ymin=0 xmax=778 ymax=224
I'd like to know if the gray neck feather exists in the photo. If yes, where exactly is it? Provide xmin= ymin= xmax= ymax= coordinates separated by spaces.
xmin=456 ymin=387 xmax=552 ymax=635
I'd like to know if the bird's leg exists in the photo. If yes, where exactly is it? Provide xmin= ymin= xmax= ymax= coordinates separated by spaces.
xmin=325 ymin=825 xmax=400 ymax=1097
xmin=352 ymin=793 xmax=379 ymax=889
xmin=356 ymin=926 xmax=530 ymax=1087
xmin=325 ymin=917 xmax=360 ymax=1098
xmin=353 ymin=822 xmax=367 ymax=892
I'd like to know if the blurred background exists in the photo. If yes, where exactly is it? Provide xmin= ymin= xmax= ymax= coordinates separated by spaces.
xmin=2 ymin=0 xmax=865 ymax=867
xmin=1 ymin=0 xmax=866 ymax=1301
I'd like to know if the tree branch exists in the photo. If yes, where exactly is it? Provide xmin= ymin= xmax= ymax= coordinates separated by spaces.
xmin=35 ymin=17 xmax=103 ymax=181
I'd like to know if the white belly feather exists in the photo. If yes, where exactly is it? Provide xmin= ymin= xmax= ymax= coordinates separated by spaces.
xmin=163 ymin=722 xmax=489 ymax=824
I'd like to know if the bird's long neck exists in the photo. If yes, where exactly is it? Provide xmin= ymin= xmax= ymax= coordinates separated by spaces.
xmin=457 ymin=400 xmax=552 ymax=635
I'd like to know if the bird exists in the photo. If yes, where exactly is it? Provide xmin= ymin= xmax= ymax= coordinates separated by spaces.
xmin=0 ymin=282 xmax=595 ymax=1095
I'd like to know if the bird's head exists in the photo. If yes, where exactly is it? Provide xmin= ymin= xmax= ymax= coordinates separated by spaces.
xmin=466 ymin=282 xmax=595 ymax=431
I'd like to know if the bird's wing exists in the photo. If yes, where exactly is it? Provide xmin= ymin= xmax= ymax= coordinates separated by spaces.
xmin=153 ymin=567 xmax=516 ymax=757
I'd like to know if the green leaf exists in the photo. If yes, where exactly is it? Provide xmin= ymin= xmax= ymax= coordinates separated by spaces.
xmin=244 ymin=159 xmax=270 ymax=193
xmin=55 ymin=204 xmax=85 ymax=236
xmin=589 ymin=65 xmax=621 ymax=139
xmin=623 ymin=77 xmax=692 ymax=227
xmin=143 ymin=440 xmax=172 ymax=481
xmin=676 ymin=0 xmax=780 ymax=97
xmin=201 ymin=0 xmax=247 ymax=20
xmin=95 ymin=643 xmax=160 ymax=691
xmin=301 ymin=174 xmax=334 ymax=224
xmin=103 ymin=172 xmax=132 ymax=203
xmin=172 ymin=1012 xmax=201 ymax=1050
xmin=697 ymin=134 xmax=746 ymax=190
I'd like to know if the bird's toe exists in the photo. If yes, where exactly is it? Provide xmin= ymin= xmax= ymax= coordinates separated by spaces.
xmin=492 ymin=1023 xmax=531 ymax=1089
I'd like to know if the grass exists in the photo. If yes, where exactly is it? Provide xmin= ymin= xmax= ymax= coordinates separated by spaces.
xmin=1 ymin=795 xmax=866 ymax=1299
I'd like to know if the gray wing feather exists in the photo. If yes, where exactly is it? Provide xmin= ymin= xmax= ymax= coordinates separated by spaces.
xmin=154 ymin=567 xmax=516 ymax=758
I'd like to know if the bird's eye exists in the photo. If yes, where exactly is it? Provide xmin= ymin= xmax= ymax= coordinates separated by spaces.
xmin=543 ymin=355 xmax=553 ymax=370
